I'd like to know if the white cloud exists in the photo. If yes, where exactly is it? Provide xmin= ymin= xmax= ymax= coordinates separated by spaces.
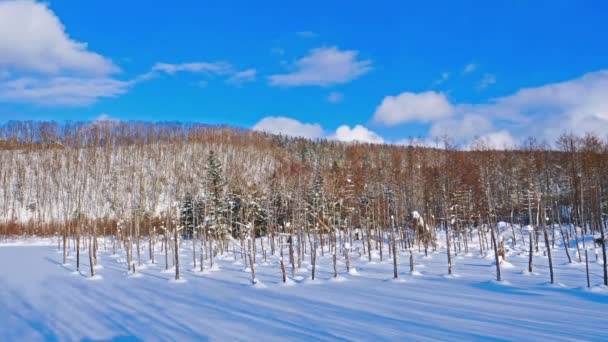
xmin=0 ymin=0 xmax=117 ymax=75
xmin=373 ymin=91 xmax=454 ymax=125
xmin=94 ymin=113 xmax=119 ymax=122
xmin=332 ymin=125 xmax=384 ymax=144
xmin=477 ymin=73 xmax=496 ymax=90
xmin=462 ymin=70 xmax=608 ymax=141
xmin=470 ymin=130 xmax=515 ymax=150
xmin=0 ymin=1 xmax=135 ymax=106
xmin=463 ymin=63 xmax=477 ymax=74
xmin=0 ymin=76 xmax=132 ymax=106
xmin=152 ymin=62 xmax=233 ymax=75
xmin=252 ymin=117 xmax=385 ymax=144
xmin=226 ymin=69 xmax=256 ymax=85
xmin=326 ymin=92 xmax=343 ymax=103
xmin=269 ymin=47 xmax=372 ymax=87
xmin=259 ymin=71 xmax=608 ymax=147
xmin=253 ymin=116 xmax=324 ymax=139
xmin=421 ymin=70 xmax=608 ymax=145
xmin=429 ymin=114 xmax=493 ymax=140
xmin=151 ymin=62 xmax=258 ymax=87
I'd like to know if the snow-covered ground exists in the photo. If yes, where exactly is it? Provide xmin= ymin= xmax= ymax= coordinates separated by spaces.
xmin=1 ymin=236 xmax=607 ymax=341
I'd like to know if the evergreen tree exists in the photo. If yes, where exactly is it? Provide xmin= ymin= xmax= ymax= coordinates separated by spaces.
xmin=180 ymin=192 xmax=194 ymax=237
xmin=206 ymin=150 xmax=226 ymax=237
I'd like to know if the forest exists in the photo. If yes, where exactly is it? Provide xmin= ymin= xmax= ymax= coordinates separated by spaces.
xmin=0 ymin=120 xmax=607 ymax=288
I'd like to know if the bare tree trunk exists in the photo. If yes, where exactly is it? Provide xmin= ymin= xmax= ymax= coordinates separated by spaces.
xmin=600 ymin=222 xmax=607 ymax=286
xmin=542 ymin=222 xmax=554 ymax=284
xmin=392 ymin=225 xmax=398 ymax=279
xmin=367 ymin=225 xmax=372 ymax=262
xmin=200 ymin=226 xmax=205 ymax=272
xmin=280 ymin=237 xmax=286 ymax=283
xmin=332 ymin=230 xmax=338 ymax=278
xmin=88 ymin=235 xmax=95 ymax=277
xmin=149 ymin=227 xmax=153 ymax=262
xmin=136 ymin=215 xmax=141 ymax=266
xmin=445 ymin=219 xmax=452 ymax=275
xmin=409 ymin=250 xmax=414 ymax=273
xmin=289 ymin=222 xmax=296 ymax=277
xmin=76 ymin=223 xmax=81 ymax=272
xmin=585 ymin=249 xmax=591 ymax=288
xmin=490 ymin=222 xmax=501 ymax=281
xmin=248 ymin=239 xmax=257 ymax=284
xmin=478 ymin=229 xmax=483 ymax=256
xmin=209 ymin=239 xmax=214 ymax=270
xmin=192 ymin=230 xmax=197 ymax=270
xmin=151 ymin=227 xmax=156 ymax=264
xmin=63 ymin=224 xmax=68 ymax=264
xmin=528 ymin=229 xmax=534 ymax=273
xmin=164 ymin=233 xmax=169 ymax=270
xmin=174 ymin=226 xmax=180 ymax=281
xmin=311 ymin=234 xmax=317 ymax=280
xmin=573 ymin=222 xmax=582 ymax=262
xmin=345 ymin=242 xmax=351 ymax=273
xmin=560 ymin=226 xmax=572 ymax=263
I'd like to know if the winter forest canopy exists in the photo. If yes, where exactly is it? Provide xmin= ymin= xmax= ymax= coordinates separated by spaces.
xmin=2 ymin=120 xmax=608 ymax=339
xmin=1 ymin=120 xmax=607 ymax=279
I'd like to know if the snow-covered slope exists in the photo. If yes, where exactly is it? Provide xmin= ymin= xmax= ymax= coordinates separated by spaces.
xmin=1 ymin=237 xmax=606 ymax=341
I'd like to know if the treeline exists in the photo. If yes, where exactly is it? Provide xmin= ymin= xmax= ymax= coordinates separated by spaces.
xmin=0 ymin=120 xmax=607 ymax=284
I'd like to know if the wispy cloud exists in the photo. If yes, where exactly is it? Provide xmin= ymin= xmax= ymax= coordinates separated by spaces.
xmin=269 ymin=47 xmax=372 ymax=87
xmin=0 ymin=76 xmax=132 ymax=106
xmin=152 ymin=62 xmax=233 ymax=75
xmin=462 ymin=63 xmax=477 ymax=74
xmin=226 ymin=69 xmax=257 ymax=85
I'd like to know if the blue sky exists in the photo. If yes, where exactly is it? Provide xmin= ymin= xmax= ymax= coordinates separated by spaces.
xmin=1 ymin=0 xmax=607 ymax=147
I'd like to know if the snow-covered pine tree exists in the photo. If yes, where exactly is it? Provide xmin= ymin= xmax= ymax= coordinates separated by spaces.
xmin=206 ymin=151 xmax=225 ymax=228
xmin=180 ymin=192 xmax=194 ymax=238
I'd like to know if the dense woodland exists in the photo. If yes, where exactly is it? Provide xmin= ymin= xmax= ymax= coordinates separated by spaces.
xmin=1 ymin=120 xmax=607 ymax=286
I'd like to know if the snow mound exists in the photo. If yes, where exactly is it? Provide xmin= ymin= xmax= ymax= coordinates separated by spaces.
xmin=500 ymin=260 xmax=515 ymax=269
xmin=253 ymin=280 xmax=267 ymax=288
xmin=168 ymin=278 xmax=188 ymax=284
xmin=329 ymin=276 xmax=348 ymax=283
xmin=443 ymin=274 xmax=461 ymax=279
xmin=280 ymin=278 xmax=296 ymax=286
xmin=387 ymin=277 xmax=407 ymax=283
xmin=302 ymin=278 xmax=323 ymax=285
xmin=585 ymin=285 xmax=608 ymax=295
